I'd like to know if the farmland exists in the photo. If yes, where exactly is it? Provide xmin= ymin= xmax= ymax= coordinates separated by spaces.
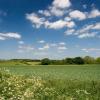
xmin=0 ymin=64 xmax=100 ymax=81
xmin=0 ymin=62 xmax=100 ymax=99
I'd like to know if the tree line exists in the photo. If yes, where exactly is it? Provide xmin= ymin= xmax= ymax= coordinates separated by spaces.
xmin=41 ymin=56 xmax=100 ymax=65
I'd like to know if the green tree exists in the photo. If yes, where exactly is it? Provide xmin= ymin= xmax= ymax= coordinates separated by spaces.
xmin=41 ymin=58 xmax=51 ymax=65
xmin=64 ymin=58 xmax=74 ymax=64
xmin=84 ymin=56 xmax=95 ymax=64
xmin=73 ymin=57 xmax=84 ymax=64
xmin=96 ymin=57 xmax=100 ymax=64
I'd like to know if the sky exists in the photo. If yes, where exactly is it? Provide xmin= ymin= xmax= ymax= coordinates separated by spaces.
xmin=0 ymin=0 xmax=100 ymax=59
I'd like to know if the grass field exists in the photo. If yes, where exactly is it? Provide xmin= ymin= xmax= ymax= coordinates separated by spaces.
xmin=0 ymin=63 xmax=100 ymax=99
xmin=0 ymin=64 xmax=100 ymax=81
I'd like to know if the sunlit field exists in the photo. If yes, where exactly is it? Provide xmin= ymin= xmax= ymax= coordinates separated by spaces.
xmin=0 ymin=62 xmax=100 ymax=100
xmin=0 ymin=63 xmax=100 ymax=81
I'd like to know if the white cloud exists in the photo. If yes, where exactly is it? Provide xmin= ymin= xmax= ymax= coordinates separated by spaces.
xmin=64 ymin=17 xmax=71 ymax=21
xmin=47 ymin=0 xmax=71 ymax=17
xmin=49 ymin=7 xmax=65 ymax=16
xmin=93 ymin=23 xmax=100 ymax=30
xmin=38 ymin=44 xmax=50 ymax=50
xmin=66 ymin=21 xmax=75 ymax=28
xmin=26 ymin=13 xmax=45 ymax=28
xmin=58 ymin=46 xmax=67 ymax=50
xmin=52 ymin=0 xmax=71 ymax=9
xmin=45 ymin=20 xmax=75 ymax=29
xmin=38 ymin=10 xmax=51 ymax=16
xmin=76 ymin=23 xmax=100 ymax=35
xmin=73 ymin=23 xmax=100 ymax=38
xmin=45 ymin=20 xmax=67 ymax=29
xmin=78 ymin=32 xmax=96 ymax=38
xmin=0 ymin=36 xmax=5 ymax=40
xmin=69 ymin=10 xmax=86 ymax=20
xmin=38 ymin=40 xmax=45 ymax=43
xmin=88 ymin=9 xmax=100 ymax=18
xmin=0 ymin=32 xmax=21 ymax=40
xmin=59 ymin=42 xmax=66 ymax=45
xmin=65 ymin=29 xmax=75 ymax=35
xmin=82 ymin=48 xmax=100 ymax=53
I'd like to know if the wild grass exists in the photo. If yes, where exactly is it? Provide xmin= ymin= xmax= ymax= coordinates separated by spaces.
xmin=0 ymin=69 xmax=100 ymax=100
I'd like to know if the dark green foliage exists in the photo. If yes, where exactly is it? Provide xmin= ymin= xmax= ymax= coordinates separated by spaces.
xmin=41 ymin=58 xmax=51 ymax=65
xmin=64 ymin=58 xmax=74 ymax=64
xmin=73 ymin=57 xmax=84 ymax=64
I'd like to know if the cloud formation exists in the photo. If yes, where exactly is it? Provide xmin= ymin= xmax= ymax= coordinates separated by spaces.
xmin=26 ymin=0 xmax=100 ymax=39
xmin=69 ymin=10 xmax=86 ymax=20
xmin=0 ymin=32 xmax=21 ymax=40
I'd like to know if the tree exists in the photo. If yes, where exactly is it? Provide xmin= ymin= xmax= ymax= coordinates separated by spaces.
xmin=64 ymin=58 xmax=74 ymax=64
xmin=41 ymin=58 xmax=51 ymax=65
xmin=84 ymin=56 xmax=95 ymax=64
xmin=73 ymin=57 xmax=84 ymax=64
xmin=96 ymin=57 xmax=100 ymax=64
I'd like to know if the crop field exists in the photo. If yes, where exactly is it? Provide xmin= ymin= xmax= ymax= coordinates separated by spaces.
xmin=0 ymin=64 xmax=100 ymax=81
xmin=0 ymin=63 xmax=100 ymax=99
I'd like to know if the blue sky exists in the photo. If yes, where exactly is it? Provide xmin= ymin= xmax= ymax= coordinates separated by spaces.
xmin=0 ymin=0 xmax=100 ymax=59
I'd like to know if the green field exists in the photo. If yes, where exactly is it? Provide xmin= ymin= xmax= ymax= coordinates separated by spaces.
xmin=0 ymin=64 xmax=100 ymax=81
xmin=0 ymin=63 xmax=100 ymax=99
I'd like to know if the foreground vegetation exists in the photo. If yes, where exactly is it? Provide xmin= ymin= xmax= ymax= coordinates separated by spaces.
xmin=0 ymin=69 xmax=100 ymax=100
xmin=0 ymin=60 xmax=100 ymax=99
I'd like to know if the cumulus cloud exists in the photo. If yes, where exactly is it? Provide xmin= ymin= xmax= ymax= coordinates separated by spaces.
xmin=38 ymin=10 xmax=51 ymax=17
xmin=38 ymin=40 xmax=45 ymax=43
xmin=26 ymin=0 xmax=76 ymax=30
xmin=38 ymin=44 xmax=50 ymax=50
xmin=26 ymin=0 xmax=99 ymax=40
xmin=76 ymin=23 xmax=100 ymax=38
xmin=0 ymin=32 xmax=21 ymax=40
xmin=65 ymin=22 xmax=100 ymax=38
xmin=52 ymin=0 xmax=71 ymax=9
xmin=49 ymin=6 xmax=65 ymax=16
xmin=45 ymin=20 xmax=67 ymax=29
xmin=93 ymin=23 xmax=100 ymax=30
xmin=45 ymin=20 xmax=75 ymax=29
xmin=26 ymin=13 xmax=45 ymax=28
xmin=69 ymin=10 xmax=86 ymax=20
xmin=88 ymin=9 xmax=100 ymax=18
xmin=65 ymin=29 xmax=75 ymax=35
